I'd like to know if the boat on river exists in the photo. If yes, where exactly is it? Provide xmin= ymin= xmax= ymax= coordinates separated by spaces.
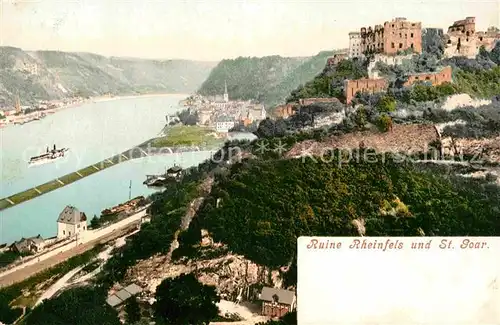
xmin=28 ymin=145 xmax=69 ymax=167
xmin=143 ymin=165 xmax=182 ymax=187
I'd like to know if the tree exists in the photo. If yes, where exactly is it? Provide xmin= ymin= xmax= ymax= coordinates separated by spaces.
xmin=255 ymin=118 xmax=288 ymax=138
xmin=255 ymin=118 xmax=275 ymax=138
xmin=24 ymin=287 xmax=120 ymax=325
xmin=376 ymin=95 xmax=396 ymax=112
xmin=176 ymin=109 xmax=198 ymax=125
xmin=125 ymin=296 xmax=142 ymax=324
xmin=377 ymin=114 xmax=393 ymax=132
xmin=489 ymin=41 xmax=500 ymax=65
xmin=353 ymin=106 xmax=368 ymax=129
xmin=154 ymin=273 xmax=220 ymax=325
xmin=90 ymin=215 xmax=100 ymax=229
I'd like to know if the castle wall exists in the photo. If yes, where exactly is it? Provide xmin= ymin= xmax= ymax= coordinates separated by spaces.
xmin=299 ymin=97 xmax=340 ymax=106
xmin=327 ymin=53 xmax=348 ymax=66
xmin=444 ymin=17 xmax=499 ymax=58
xmin=359 ymin=17 xmax=422 ymax=56
xmin=348 ymin=32 xmax=364 ymax=58
xmin=403 ymin=66 xmax=453 ymax=87
xmin=344 ymin=78 xmax=388 ymax=104
xmin=382 ymin=18 xmax=423 ymax=55
xmin=367 ymin=53 xmax=415 ymax=78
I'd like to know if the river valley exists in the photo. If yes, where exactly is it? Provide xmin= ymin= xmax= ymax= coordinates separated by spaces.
xmin=0 ymin=94 xmax=254 ymax=245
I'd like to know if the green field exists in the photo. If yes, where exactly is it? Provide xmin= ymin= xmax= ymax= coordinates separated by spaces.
xmin=151 ymin=125 xmax=222 ymax=147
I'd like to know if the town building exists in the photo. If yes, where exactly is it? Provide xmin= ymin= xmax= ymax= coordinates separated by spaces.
xmin=198 ymin=109 xmax=212 ymax=125
xmin=215 ymin=115 xmax=236 ymax=133
xmin=259 ymin=287 xmax=296 ymax=318
xmin=246 ymin=104 xmax=266 ymax=122
xmin=344 ymin=78 xmax=389 ymax=104
xmin=22 ymin=62 xmax=39 ymax=75
xmin=57 ymin=206 xmax=88 ymax=239
xmin=106 ymin=283 xmax=143 ymax=308
xmin=403 ymin=66 xmax=453 ymax=87
xmin=273 ymin=103 xmax=297 ymax=118
xmin=348 ymin=32 xmax=364 ymax=58
xmin=10 ymin=235 xmax=45 ymax=254
xmin=359 ymin=17 xmax=422 ymax=55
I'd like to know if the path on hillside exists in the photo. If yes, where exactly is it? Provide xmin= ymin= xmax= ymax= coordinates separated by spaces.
xmin=34 ymin=228 xmax=139 ymax=305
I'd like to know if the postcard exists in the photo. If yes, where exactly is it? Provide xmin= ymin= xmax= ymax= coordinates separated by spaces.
xmin=0 ymin=1 xmax=499 ymax=324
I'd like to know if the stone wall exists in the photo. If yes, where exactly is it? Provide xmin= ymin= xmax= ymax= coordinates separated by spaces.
xmin=344 ymin=78 xmax=388 ymax=104
xmin=367 ymin=53 xmax=415 ymax=78
xmin=327 ymin=53 xmax=347 ymax=66
xmin=298 ymin=97 xmax=340 ymax=106
xmin=403 ymin=66 xmax=452 ymax=87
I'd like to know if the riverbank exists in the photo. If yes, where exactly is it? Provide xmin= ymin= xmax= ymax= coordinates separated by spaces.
xmin=93 ymin=93 xmax=189 ymax=103
xmin=0 ymin=93 xmax=190 ymax=128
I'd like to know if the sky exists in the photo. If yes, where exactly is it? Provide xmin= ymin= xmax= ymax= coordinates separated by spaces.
xmin=1 ymin=0 xmax=499 ymax=61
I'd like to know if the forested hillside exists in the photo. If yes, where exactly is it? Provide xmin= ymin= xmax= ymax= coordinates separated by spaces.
xmin=0 ymin=47 xmax=217 ymax=106
xmin=197 ymin=51 xmax=341 ymax=109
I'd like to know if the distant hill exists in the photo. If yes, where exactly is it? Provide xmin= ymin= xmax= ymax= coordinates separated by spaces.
xmin=0 ymin=47 xmax=217 ymax=106
xmin=196 ymin=51 xmax=344 ymax=109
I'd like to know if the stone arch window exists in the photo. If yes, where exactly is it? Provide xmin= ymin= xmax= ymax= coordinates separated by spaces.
xmin=466 ymin=31 xmax=470 ymax=37
xmin=399 ymin=43 xmax=403 ymax=48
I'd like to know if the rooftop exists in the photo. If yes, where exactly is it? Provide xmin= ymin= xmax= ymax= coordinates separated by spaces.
xmin=259 ymin=287 xmax=296 ymax=305
xmin=216 ymin=115 xmax=235 ymax=123
xmin=124 ymin=283 xmax=143 ymax=295
xmin=115 ymin=289 xmax=132 ymax=301
xmin=57 ymin=206 xmax=87 ymax=224
xmin=106 ymin=295 xmax=122 ymax=307
xmin=106 ymin=283 xmax=143 ymax=307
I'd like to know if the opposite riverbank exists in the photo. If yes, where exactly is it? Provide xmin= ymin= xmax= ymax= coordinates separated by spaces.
xmin=0 ymin=93 xmax=188 ymax=128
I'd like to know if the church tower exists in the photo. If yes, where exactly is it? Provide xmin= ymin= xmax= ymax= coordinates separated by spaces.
xmin=223 ymin=80 xmax=229 ymax=103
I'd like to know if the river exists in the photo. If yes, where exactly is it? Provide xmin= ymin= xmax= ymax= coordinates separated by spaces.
xmin=0 ymin=94 xmax=255 ymax=245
